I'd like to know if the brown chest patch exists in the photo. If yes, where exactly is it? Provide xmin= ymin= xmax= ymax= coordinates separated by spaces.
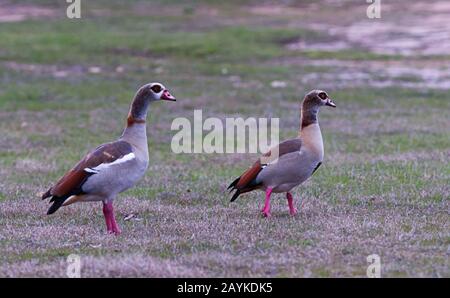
xmin=127 ymin=115 xmax=146 ymax=126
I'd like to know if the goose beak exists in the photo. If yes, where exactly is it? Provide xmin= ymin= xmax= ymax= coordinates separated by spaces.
xmin=326 ymin=99 xmax=336 ymax=108
xmin=161 ymin=89 xmax=176 ymax=101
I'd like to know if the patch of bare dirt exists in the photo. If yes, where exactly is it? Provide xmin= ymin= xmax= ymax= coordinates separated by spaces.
xmin=2 ymin=61 xmax=131 ymax=78
xmin=273 ymin=58 xmax=450 ymax=89
xmin=0 ymin=3 xmax=57 ymax=23
xmin=345 ymin=16 xmax=450 ymax=56
xmin=286 ymin=40 xmax=349 ymax=52
xmin=279 ymin=1 xmax=450 ymax=57
xmin=249 ymin=4 xmax=309 ymax=17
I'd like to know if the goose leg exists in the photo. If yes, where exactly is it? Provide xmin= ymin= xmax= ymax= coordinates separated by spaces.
xmin=261 ymin=188 xmax=273 ymax=217
xmin=110 ymin=206 xmax=121 ymax=235
xmin=102 ymin=201 xmax=113 ymax=233
xmin=286 ymin=192 xmax=298 ymax=216
xmin=102 ymin=201 xmax=121 ymax=235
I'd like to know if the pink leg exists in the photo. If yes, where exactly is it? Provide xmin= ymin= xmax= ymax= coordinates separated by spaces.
xmin=102 ymin=201 xmax=121 ymax=235
xmin=261 ymin=188 xmax=273 ymax=217
xmin=102 ymin=202 xmax=113 ymax=233
xmin=110 ymin=213 xmax=121 ymax=235
xmin=286 ymin=192 xmax=298 ymax=216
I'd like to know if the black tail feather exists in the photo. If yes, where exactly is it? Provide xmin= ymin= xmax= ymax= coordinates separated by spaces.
xmin=228 ymin=176 xmax=262 ymax=202
xmin=46 ymin=196 xmax=66 ymax=215
xmin=228 ymin=176 xmax=242 ymax=201
xmin=41 ymin=188 xmax=51 ymax=200
xmin=227 ymin=177 xmax=240 ymax=190
xmin=230 ymin=190 xmax=241 ymax=202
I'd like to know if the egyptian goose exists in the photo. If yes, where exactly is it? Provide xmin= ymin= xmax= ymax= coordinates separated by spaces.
xmin=228 ymin=90 xmax=336 ymax=217
xmin=42 ymin=82 xmax=176 ymax=234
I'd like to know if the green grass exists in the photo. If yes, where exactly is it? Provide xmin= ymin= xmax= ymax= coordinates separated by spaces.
xmin=0 ymin=18 xmax=310 ymax=65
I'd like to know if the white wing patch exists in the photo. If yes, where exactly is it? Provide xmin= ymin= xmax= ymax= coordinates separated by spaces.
xmin=84 ymin=168 xmax=99 ymax=174
xmin=84 ymin=152 xmax=136 ymax=174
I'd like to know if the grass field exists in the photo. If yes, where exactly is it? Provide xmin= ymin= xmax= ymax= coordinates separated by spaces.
xmin=0 ymin=0 xmax=449 ymax=277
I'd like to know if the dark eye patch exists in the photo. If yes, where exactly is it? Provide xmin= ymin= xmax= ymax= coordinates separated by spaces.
xmin=151 ymin=84 xmax=162 ymax=93
xmin=318 ymin=92 xmax=327 ymax=100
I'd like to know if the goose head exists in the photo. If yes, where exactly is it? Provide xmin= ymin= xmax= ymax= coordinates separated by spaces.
xmin=137 ymin=82 xmax=176 ymax=102
xmin=304 ymin=90 xmax=336 ymax=108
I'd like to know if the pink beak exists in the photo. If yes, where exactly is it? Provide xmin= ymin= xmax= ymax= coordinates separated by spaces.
xmin=161 ymin=89 xmax=176 ymax=101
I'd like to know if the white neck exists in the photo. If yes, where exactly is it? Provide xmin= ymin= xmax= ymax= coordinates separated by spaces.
xmin=121 ymin=124 xmax=149 ymax=160
xmin=300 ymin=123 xmax=324 ymax=161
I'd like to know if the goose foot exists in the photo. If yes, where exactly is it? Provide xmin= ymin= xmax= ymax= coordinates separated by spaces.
xmin=261 ymin=188 xmax=273 ymax=218
xmin=261 ymin=209 xmax=271 ymax=218
xmin=111 ymin=221 xmax=121 ymax=235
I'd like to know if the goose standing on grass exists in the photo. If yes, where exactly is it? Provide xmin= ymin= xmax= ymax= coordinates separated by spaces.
xmin=42 ymin=83 xmax=176 ymax=235
xmin=228 ymin=90 xmax=336 ymax=217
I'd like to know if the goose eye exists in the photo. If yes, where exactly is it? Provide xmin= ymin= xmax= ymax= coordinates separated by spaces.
xmin=151 ymin=85 xmax=162 ymax=93
xmin=318 ymin=92 xmax=327 ymax=100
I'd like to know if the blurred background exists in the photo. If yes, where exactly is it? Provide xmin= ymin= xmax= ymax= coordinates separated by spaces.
xmin=0 ymin=0 xmax=448 ymax=277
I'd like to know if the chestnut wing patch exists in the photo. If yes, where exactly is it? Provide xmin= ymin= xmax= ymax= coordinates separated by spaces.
xmin=50 ymin=141 xmax=133 ymax=197
xmin=228 ymin=138 xmax=302 ymax=202
xmin=237 ymin=138 xmax=302 ymax=188
xmin=261 ymin=138 xmax=302 ymax=165
xmin=42 ymin=140 xmax=133 ymax=214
